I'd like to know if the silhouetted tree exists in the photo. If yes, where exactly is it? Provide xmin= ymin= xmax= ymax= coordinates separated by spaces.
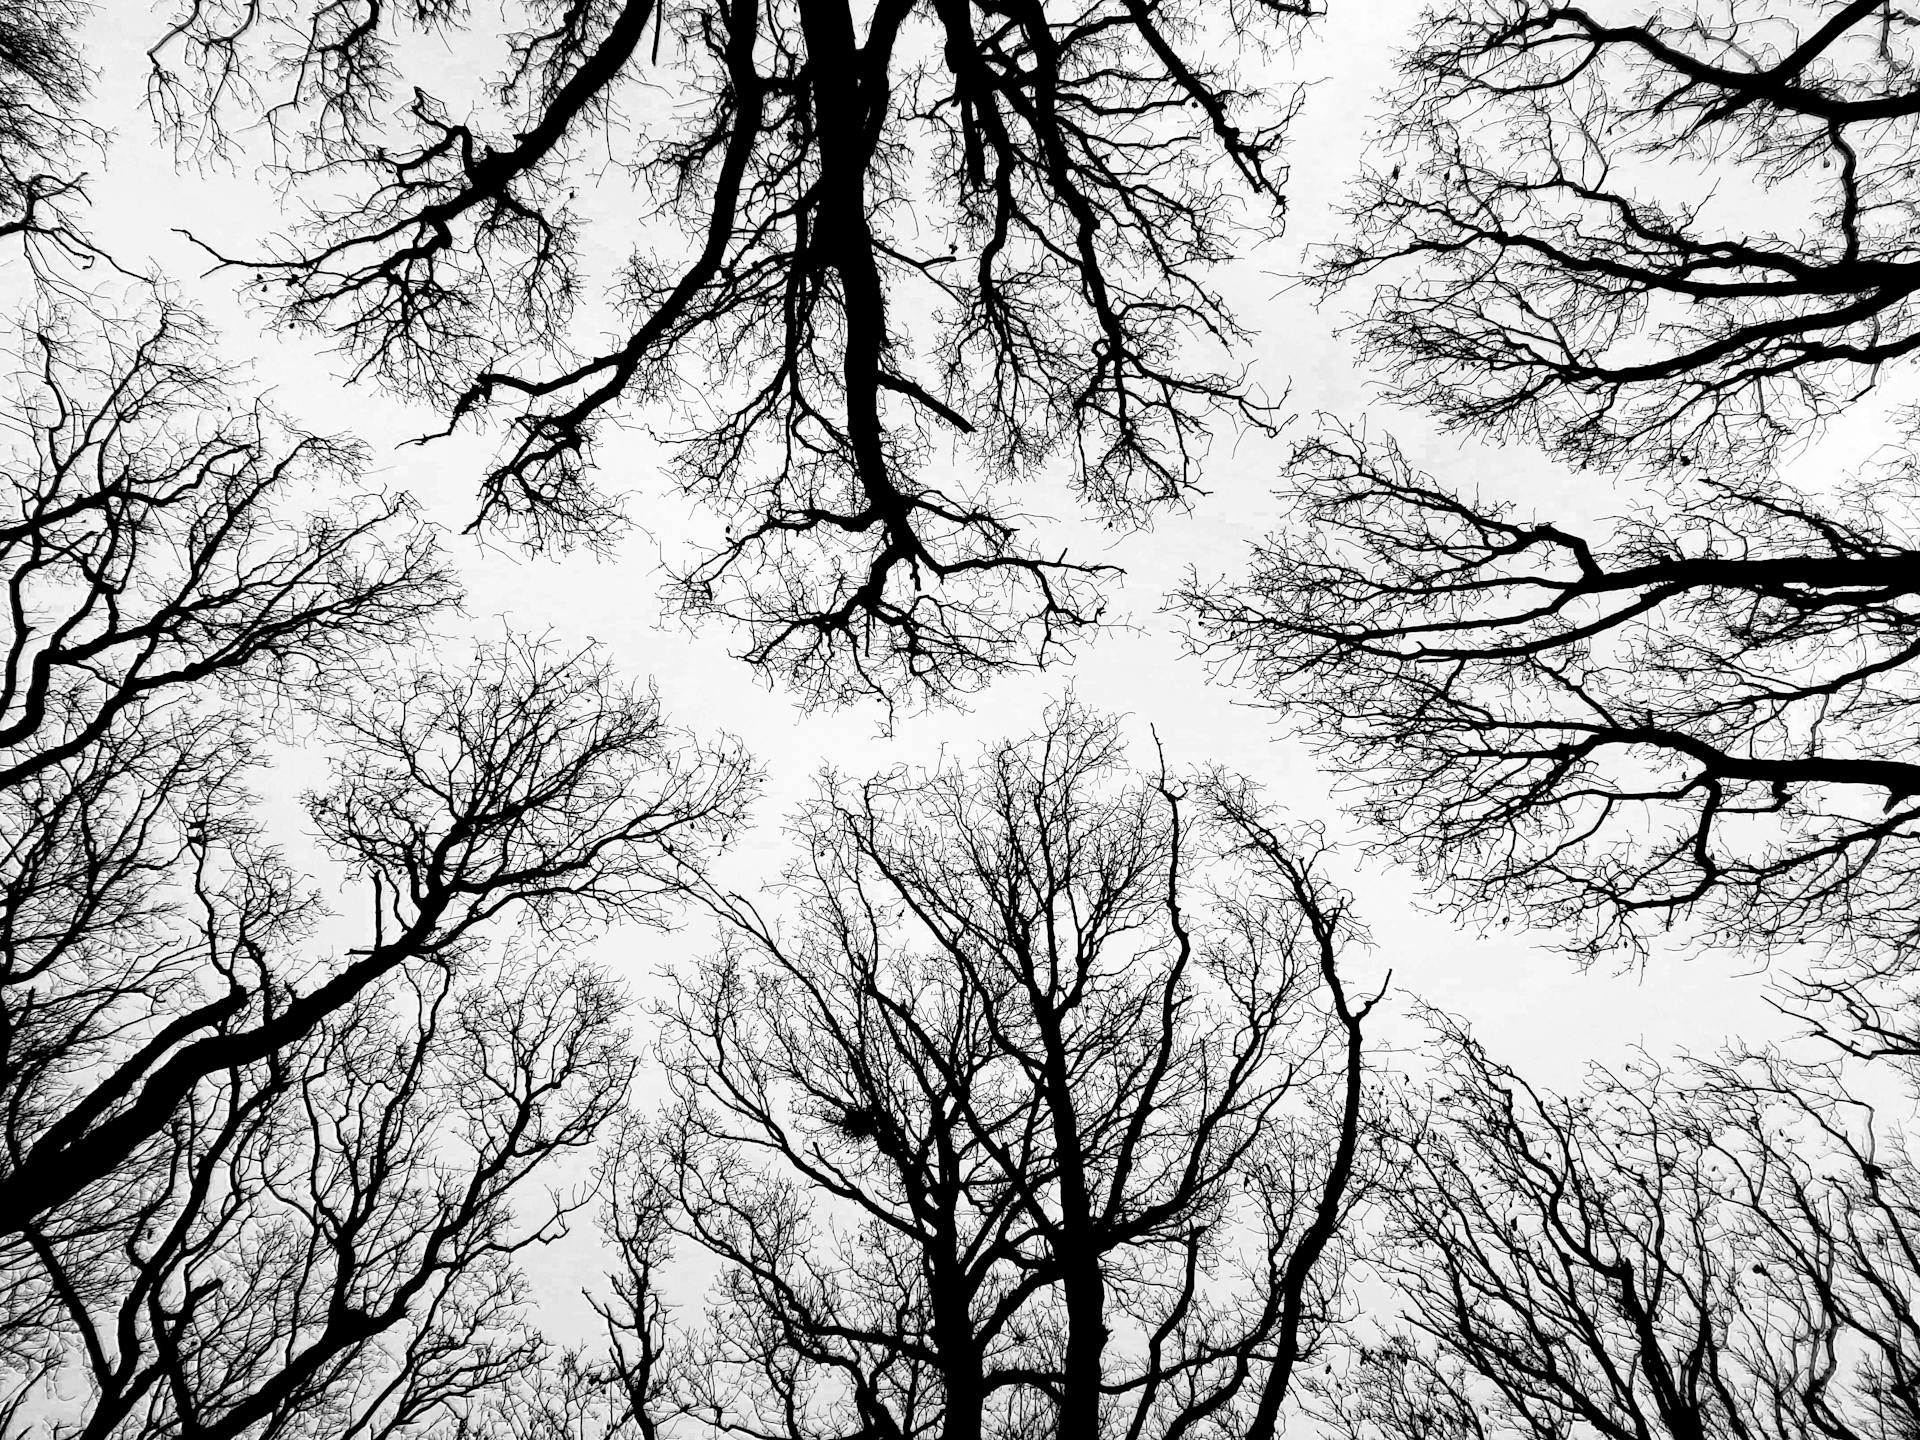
xmin=441 ymin=1169 xmax=679 ymax=1440
xmin=0 ymin=300 xmax=755 ymax=1436
xmin=1181 ymin=425 xmax=1920 ymax=973
xmin=1791 ymin=962 xmax=1920 ymax=1063
xmin=0 ymin=0 xmax=103 ymax=274
xmin=1178 ymin=10 xmax=1920 ymax=1408
xmin=624 ymin=703 xmax=1382 ymax=1440
xmin=0 ymin=301 xmax=447 ymax=794
xmin=146 ymin=0 xmax=1318 ymax=704
xmin=1321 ymin=1018 xmax=1920 ymax=1440
xmin=1182 ymin=1 xmax=1920 ymax=1023
xmin=6 ymin=959 xmax=634 ymax=1440
xmin=1316 ymin=0 xmax=1920 ymax=473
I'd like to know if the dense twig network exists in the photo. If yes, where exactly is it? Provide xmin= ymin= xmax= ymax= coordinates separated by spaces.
xmin=0 ymin=298 xmax=753 ymax=1435
xmin=1318 ymin=0 xmax=1920 ymax=471
xmin=617 ymin=703 xmax=1384 ymax=1440
xmin=10 ymin=3 xmax=1920 ymax=1440
xmin=1326 ymin=1020 xmax=1920 ymax=1440
xmin=147 ymin=0 xmax=1317 ymax=705
xmin=1186 ymin=423 xmax=1920 ymax=963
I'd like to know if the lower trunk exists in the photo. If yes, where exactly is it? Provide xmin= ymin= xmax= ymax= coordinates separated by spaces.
xmin=931 ymin=1241 xmax=983 ymax=1440
xmin=941 ymin=1368 xmax=985 ymax=1440
xmin=1057 ymin=1251 xmax=1106 ymax=1440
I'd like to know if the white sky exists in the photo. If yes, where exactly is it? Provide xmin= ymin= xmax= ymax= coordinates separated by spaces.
xmin=66 ymin=0 xmax=1846 ymax=1320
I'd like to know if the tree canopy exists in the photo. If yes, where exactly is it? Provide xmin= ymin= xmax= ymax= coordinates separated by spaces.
xmin=146 ymin=0 xmax=1319 ymax=705
xmin=12 ymin=2 xmax=1920 ymax=1439
xmin=1317 ymin=0 xmax=1920 ymax=472
xmin=1185 ymin=1 xmax=1920 ymax=1006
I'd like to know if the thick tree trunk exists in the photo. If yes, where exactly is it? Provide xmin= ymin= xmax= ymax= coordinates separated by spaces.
xmin=1046 ymin=1035 xmax=1106 ymax=1440
xmin=1056 ymin=1243 xmax=1107 ymax=1440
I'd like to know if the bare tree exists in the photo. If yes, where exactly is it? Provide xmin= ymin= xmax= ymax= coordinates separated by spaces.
xmin=0 ymin=300 xmax=449 ymax=793
xmin=0 ymin=300 xmax=756 ymax=1436
xmin=0 ymin=0 xmax=106 ymax=276
xmin=6 ymin=959 xmax=633 ymax=1440
xmin=1181 ymin=424 xmax=1920 ymax=967
xmin=623 ymin=702 xmax=1382 ymax=1440
xmin=1320 ymin=1019 xmax=1920 ymax=1440
xmin=440 ymin=1167 xmax=681 ymax=1440
xmin=1174 ymin=13 xmax=1920 ymax=1402
xmin=1178 ymin=1 xmax=1920 ymax=1017
xmin=145 ymin=0 xmax=1318 ymax=705
xmin=1315 ymin=0 xmax=1920 ymax=473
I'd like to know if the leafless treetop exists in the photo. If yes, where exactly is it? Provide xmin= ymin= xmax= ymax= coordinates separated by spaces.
xmin=147 ymin=0 xmax=1319 ymax=706
xmin=1320 ymin=0 xmax=1920 ymax=471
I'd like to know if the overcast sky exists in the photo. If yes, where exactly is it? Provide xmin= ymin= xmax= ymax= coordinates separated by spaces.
xmin=76 ymin=0 xmax=1825 ymax=1142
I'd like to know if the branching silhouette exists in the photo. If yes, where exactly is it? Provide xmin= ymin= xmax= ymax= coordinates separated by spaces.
xmin=0 ymin=0 xmax=107 ymax=278
xmin=0 ymin=302 xmax=450 ymax=793
xmin=1317 ymin=0 xmax=1920 ymax=472
xmin=146 ymin=0 xmax=1316 ymax=704
xmin=1182 ymin=0 xmax=1920 ymax=1007
xmin=1321 ymin=1018 xmax=1920 ymax=1440
xmin=1789 ymin=963 xmax=1920 ymax=1062
xmin=623 ymin=702 xmax=1383 ymax=1440
xmin=1184 ymin=424 xmax=1920 ymax=962
xmin=1183 ymin=422 xmax=1920 ymax=968
xmin=0 ymin=301 xmax=755 ymax=1437
xmin=441 ymin=1171 xmax=682 ymax=1440
xmin=4 ymin=960 xmax=634 ymax=1440
xmin=5 ymin=624 xmax=750 ymax=1225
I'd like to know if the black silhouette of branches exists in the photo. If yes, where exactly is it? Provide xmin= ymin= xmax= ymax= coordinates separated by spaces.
xmin=146 ymin=0 xmax=1318 ymax=704
xmin=0 ymin=300 xmax=450 ymax=794
xmin=633 ymin=700 xmax=1383 ymax=1440
xmin=441 ymin=1168 xmax=682 ymax=1440
xmin=1317 ymin=0 xmax=1920 ymax=471
xmin=1183 ymin=422 xmax=1920 ymax=965
xmin=1321 ymin=1019 xmax=1920 ymax=1440
xmin=3 ymin=960 xmax=636 ymax=1440
xmin=0 ymin=0 xmax=105 ymax=277
xmin=4 ymin=623 xmax=751 ymax=1233
xmin=0 ymin=299 xmax=755 ymax=1436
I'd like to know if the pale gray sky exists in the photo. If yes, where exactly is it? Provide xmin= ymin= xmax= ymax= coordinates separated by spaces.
xmin=63 ymin=2 xmax=1827 ymax=1294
